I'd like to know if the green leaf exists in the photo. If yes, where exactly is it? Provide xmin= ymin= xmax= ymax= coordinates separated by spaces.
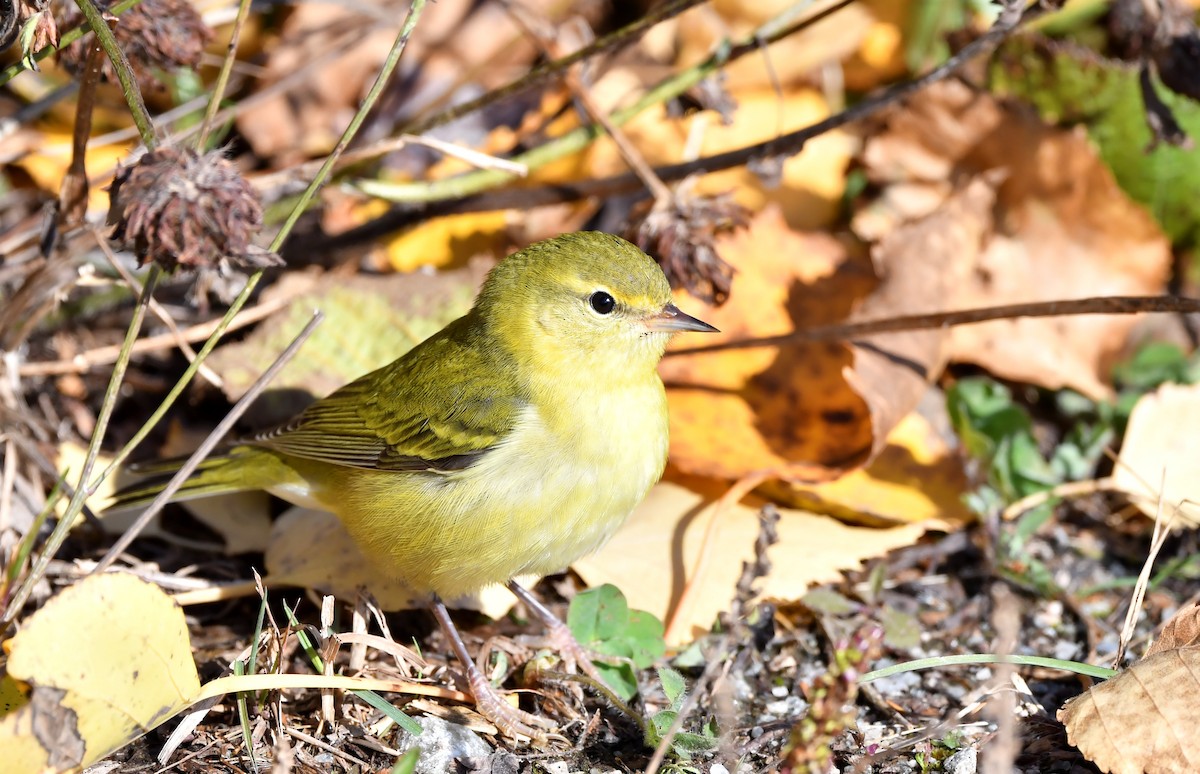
xmin=802 ymin=588 xmax=856 ymax=615
xmin=879 ymin=607 xmax=921 ymax=650
xmin=568 ymin=585 xmax=666 ymax=702
xmin=658 ymin=667 xmax=687 ymax=708
xmin=391 ymin=748 xmax=420 ymax=774
xmin=991 ymin=37 xmax=1200 ymax=248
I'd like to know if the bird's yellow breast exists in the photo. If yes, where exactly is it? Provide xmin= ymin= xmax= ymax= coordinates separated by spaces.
xmin=279 ymin=378 xmax=669 ymax=601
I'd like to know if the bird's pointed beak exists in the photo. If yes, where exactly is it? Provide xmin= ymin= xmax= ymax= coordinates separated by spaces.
xmin=644 ymin=303 xmax=719 ymax=334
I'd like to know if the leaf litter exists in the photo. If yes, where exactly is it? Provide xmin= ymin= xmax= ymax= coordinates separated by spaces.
xmin=3 ymin=1 xmax=1200 ymax=772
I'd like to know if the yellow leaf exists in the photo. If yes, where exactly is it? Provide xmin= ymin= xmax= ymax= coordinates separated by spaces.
xmin=381 ymin=210 xmax=510 ymax=272
xmin=767 ymin=412 xmax=972 ymax=527
xmin=14 ymin=132 xmax=131 ymax=215
xmin=1114 ymin=382 xmax=1200 ymax=527
xmin=573 ymin=480 xmax=931 ymax=644
xmin=0 ymin=573 xmax=201 ymax=773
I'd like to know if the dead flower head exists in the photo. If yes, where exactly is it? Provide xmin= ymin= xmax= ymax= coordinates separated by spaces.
xmin=627 ymin=182 xmax=749 ymax=306
xmin=108 ymin=146 xmax=282 ymax=274
xmin=56 ymin=0 xmax=211 ymax=89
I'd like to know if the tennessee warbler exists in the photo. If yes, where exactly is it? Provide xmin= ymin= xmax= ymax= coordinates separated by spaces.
xmin=114 ymin=231 xmax=717 ymax=740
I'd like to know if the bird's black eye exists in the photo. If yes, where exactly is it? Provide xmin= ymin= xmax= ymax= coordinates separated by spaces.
xmin=589 ymin=291 xmax=616 ymax=315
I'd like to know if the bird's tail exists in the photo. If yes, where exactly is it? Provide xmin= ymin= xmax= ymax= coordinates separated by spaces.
xmin=108 ymin=446 xmax=274 ymax=511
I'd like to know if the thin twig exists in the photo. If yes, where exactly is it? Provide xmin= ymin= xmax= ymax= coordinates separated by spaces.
xmin=1114 ymin=480 xmax=1178 ymax=667
xmin=1001 ymin=477 xmax=1119 ymax=522
xmin=669 ymin=295 xmax=1200 ymax=357
xmin=196 ymin=0 xmax=255 ymax=148
xmin=91 ymin=226 xmax=223 ymax=388
xmin=92 ymin=311 xmax=323 ymax=572
xmin=17 ymin=280 xmax=312 ymax=378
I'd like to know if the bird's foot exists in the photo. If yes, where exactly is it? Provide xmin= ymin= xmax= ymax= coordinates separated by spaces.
xmin=466 ymin=666 xmax=565 ymax=746
xmin=540 ymin=614 xmax=613 ymax=688
xmin=506 ymin=581 xmax=616 ymax=690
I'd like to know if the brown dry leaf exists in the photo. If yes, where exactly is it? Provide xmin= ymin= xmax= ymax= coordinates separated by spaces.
xmin=1147 ymin=602 xmax=1200 ymax=657
xmin=1059 ymin=647 xmax=1200 ymax=773
xmin=662 ymin=204 xmax=870 ymax=477
xmin=769 ymin=411 xmax=971 ymax=527
xmin=662 ymin=200 xmax=973 ymax=526
xmin=572 ymin=479 xmax=929 ymax=644
xmin=857 ymin=80 xmax=1171 ymax=399
xmin=1113 ymin=382 xmax=1200 ymax=526
xmin=844 ymin=175 xmax=993 ymax=461
xmin=675 ymin=0 xmax=907 ymax=93
xmin=237 ymin=0 xmax=550 ymax=164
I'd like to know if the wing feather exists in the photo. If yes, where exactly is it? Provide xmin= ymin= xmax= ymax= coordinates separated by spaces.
xmin=250 ymin=315 xmax=526 ymax=472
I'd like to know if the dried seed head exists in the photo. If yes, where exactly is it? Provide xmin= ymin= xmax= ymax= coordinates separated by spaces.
xmin=56 ymin=0 xmax=211 ymax=89
xmin=108 ymin=146 xmax=282 ymax=274
xmin=628 ymin=184 xmax=748 ymax=306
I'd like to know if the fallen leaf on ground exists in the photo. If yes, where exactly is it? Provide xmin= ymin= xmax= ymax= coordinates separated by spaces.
xmin=0 ymin=573 xmax=200 ymax=773
xmin=1147 ymin=602 xmax=1200 ymax=656
xmin=572 ymin=479 xmax=930 ymax=644
xmin=856 ymin=80 xmax=1171 ymax=399
xmin=662 ymin=199 xmax=973 ymax=525
xmin=662 ymin=205 xmax=872 ymax=478
xmin=1059 ymin=646 xmax=1200 ymax=774
xmin=1113 ymin=382 xmax=1200 ymax=526
xmin=843 ymin=176 xmax=993 ymax=461
xmin=770 ymin=410 xmax=971 ymax=527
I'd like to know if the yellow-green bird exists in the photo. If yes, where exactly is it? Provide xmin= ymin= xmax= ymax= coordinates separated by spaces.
xmin=113 ymin=232 xmax=716 ymax=740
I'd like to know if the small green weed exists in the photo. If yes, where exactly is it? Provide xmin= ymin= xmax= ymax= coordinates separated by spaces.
xmin=568 ymin=583 xmax=666 ymax=701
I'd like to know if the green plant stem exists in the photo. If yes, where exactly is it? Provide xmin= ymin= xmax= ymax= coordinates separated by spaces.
xmin=2 ymin=266 xmax=160 ymax=625
xmin=272 ymin=0 xmax=428 ymax=248
xmin=860 ymin=654 xmax=1117 ymax=683
xmin=67 ymin=0 xmax=157 ymax=148
xmin=197 ymin=0 xmax=254 ymax=149
xmin=0 ymin=0 xmax=145 ymax=86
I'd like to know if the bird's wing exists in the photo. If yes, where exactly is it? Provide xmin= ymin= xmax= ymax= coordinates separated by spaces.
xmin=249 ymin=317 xmax=527 ymax=472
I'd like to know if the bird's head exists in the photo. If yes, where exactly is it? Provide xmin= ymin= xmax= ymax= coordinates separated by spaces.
xmin=475 ymin=232 xmax=717 ymax=382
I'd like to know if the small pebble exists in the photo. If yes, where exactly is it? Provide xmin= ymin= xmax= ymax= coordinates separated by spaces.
xmin=770 ymin=684 xmax=788 ymax=698
xmin=710 ymin=764 xmax=730 ymax=774
xmin=394 ymin=716 xmax=493 ymax=774
xmin=943 ymin=746 xmax=977 ymax=774
xmin=750 ymin=726 xmax=764 ymax=739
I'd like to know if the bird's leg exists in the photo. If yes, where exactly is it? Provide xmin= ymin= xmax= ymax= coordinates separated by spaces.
xmin=430 ymin=597 xmax=557 ymax=744
xmin=506 ymin=581 xmax=612 ymax=689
